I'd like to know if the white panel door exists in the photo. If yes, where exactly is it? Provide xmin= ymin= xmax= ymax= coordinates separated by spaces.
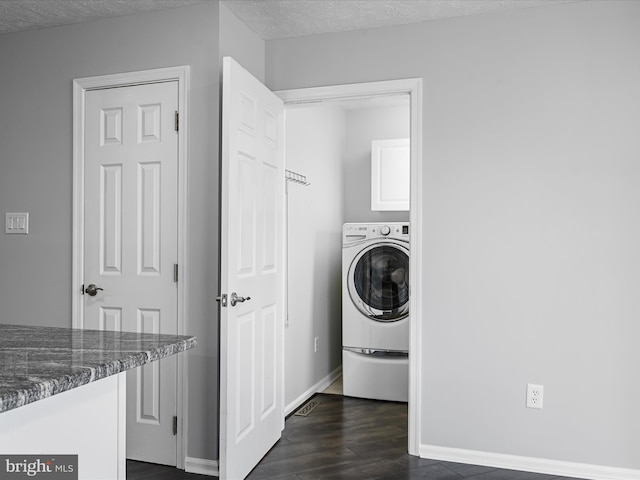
xmin=220 ymin=57 xmax=285 ymax=480
xmin=84 ymin=82 xmax=179 ymax=466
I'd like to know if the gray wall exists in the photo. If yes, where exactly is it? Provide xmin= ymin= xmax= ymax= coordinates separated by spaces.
xmin=0 ymin=2 xmax=221 ymax=463
xmin=219 ymin=2 xmax=265 ymax=83
xmin=284 ymin=105 xmax=345 ymax=410
xmin=267 ymin=0 xmax=640 ymax=470
xmin=344 ymin=104 xmax=410 ymax=223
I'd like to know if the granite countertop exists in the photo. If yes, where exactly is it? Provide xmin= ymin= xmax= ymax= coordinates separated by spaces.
xmin=0 ymin=324 xmax=197 ymax=414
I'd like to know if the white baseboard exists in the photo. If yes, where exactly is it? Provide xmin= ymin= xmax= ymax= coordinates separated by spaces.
xmin=420 ymin=444 xmax=640 ymax=480
xmin=284 ymin=366 xmax=343 ymax=416
xmin=184 ymin=456 xmax=219 ymax=477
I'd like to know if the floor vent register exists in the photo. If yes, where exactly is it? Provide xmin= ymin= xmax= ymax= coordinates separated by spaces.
xmin=294 ymin=398 xmax=321 ymax=417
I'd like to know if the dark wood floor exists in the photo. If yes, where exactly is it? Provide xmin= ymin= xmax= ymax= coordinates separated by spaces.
xmin=127 ymin=459 xmax=207 ymax=479
xmin=128 ymin=393 xmax=585 ymax=480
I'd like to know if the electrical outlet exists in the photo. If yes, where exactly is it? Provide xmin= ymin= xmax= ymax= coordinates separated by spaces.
xmin=526 ymin=384 xmax=544 ymax=409
xmin=314 ymin=336 xmax=319 ymax=353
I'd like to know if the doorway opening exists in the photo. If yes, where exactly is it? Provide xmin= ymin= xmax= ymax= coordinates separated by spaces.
xmin=276 ymin=78 xmax=423 ymax=456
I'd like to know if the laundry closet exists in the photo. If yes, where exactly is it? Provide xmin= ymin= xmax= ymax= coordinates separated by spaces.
xmin=284 ymin=96 xmax=410 ymax=413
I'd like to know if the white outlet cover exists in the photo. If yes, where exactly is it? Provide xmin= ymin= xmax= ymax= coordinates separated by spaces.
xmin=526 ymin=383 xmax=544 ymax=409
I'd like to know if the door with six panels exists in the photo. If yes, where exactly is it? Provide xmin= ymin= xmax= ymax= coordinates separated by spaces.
xmin=83 ymin=81 xmax=179 ymax=465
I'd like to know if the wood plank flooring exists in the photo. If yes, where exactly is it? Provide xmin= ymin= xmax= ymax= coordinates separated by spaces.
xmin=128 ymin=393 xmax=585 ymax=480
xmin=126 ymin=459 xmax=207 ymax=479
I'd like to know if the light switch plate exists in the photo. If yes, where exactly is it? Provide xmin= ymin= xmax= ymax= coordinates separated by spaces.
xmin=5 ymin=212 xmax=29 ymax=234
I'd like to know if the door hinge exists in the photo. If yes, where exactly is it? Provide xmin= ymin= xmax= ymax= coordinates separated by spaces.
xmin=174 ymin=264 xmax=178 ymax=283
xmin=174 ymin=111 xmax=179 ymax=132
xmin=172 ymin=416 xmax=178 ymax=436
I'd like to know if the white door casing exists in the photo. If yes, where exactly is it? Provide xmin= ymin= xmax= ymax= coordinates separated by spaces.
xmin=73 ymin=66 xmax=190 ymax=469
xmin=83 ymin=81 xmax=179 ymax=465
xmin=219 ymin=57 xmax=285 ymax=480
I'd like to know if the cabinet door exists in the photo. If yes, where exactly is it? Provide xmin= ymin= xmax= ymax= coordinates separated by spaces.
xmin=371 ymin=138 xmax=410 ymax=211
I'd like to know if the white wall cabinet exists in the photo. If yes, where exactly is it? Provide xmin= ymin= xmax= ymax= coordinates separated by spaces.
xmin=371 ymin=138 xmax=410 ymax=211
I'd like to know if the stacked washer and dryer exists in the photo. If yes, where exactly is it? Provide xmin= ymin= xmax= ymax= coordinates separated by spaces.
xmin=342 ymin=222 xmax=410 ymax=402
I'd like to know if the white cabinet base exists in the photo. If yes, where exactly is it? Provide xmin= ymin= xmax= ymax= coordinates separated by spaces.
xmin=0 ymin=373 xmax=126 ymax=480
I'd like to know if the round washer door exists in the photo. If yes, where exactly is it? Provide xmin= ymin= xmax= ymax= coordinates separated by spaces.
xmin=347 ymin=242 xmax=409 ymax=322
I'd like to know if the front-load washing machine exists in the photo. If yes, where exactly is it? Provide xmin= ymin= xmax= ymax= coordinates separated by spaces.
xmin=342 ymin=222 xmax=409 ymax=402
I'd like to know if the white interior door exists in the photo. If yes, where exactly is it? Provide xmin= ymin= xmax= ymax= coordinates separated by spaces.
xmin=220 ymin=57 xmax=285 ymax=480
xmin=83 ymin=81 xmax=179 ymax=465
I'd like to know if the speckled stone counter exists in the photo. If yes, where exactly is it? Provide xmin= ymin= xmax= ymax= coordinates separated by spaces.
xmin=0 ymin=323 xmax=197 ymax=413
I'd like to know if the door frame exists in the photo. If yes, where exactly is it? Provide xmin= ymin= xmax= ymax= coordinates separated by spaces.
xmin=71 ymin=65 xmax=190 ymax=468
xmin=275 ymin=77 xmax=423 ymax=456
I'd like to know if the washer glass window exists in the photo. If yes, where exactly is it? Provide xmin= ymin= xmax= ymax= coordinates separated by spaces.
xmin=350 ymin=244 xmax=409 ymax=321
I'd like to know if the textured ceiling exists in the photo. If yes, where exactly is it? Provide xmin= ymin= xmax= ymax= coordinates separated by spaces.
xmin=0 ymin=0 xmax=206 ymax=35
xmin=222 ymin=0 xmax=579 ymax=39
xmin=0 ymin=0 xmax=579 ymax=38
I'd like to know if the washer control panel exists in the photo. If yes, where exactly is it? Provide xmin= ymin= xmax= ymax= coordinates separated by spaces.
xmin=343 ymin=222 xmax=409 ymax=244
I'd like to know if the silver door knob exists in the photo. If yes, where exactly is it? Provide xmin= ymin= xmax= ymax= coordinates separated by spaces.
xmin=85 ymin=284 xmax=104 ymax=296
xmin=230 ymin=292 xmax=251 ymax=307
